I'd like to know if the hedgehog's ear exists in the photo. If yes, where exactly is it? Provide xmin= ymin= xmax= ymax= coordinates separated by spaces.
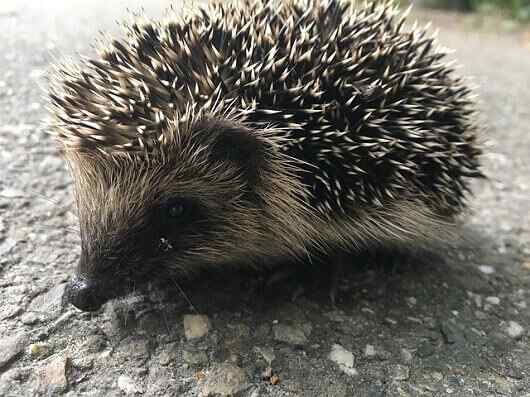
xmin=207 ymin=120 xmax=268 ymax=188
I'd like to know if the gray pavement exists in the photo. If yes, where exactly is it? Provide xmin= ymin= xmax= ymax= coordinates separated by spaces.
xmin=0 ymin=2 xmax=529 ymax=396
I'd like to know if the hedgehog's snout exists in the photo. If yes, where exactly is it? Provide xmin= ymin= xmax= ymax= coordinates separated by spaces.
xmin=65 ymin=275 xmax=106 ymax=312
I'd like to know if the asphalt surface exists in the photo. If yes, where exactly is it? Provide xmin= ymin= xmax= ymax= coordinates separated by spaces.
xmin=0 ymin=1 xmax=529 ymax=396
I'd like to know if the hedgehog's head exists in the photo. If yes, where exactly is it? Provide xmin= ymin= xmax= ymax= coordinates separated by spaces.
xmin=59 ymin=116 xmax=310 ymax=311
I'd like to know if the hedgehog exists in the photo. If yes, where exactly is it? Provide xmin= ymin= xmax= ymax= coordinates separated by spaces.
xmin=48 ymin=0 xmax=482 ymax=311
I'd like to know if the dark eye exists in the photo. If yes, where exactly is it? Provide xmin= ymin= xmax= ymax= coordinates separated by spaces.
xmin=167 ymin=200 xmax=186 ymax=218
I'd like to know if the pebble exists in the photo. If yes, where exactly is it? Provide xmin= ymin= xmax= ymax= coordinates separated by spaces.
xmin=391 ymin=364 xmax=410 ymax=381
xmin=183 ymin=314 xmax=211 ymax=340
xmin=29 ymin=343 xmax=51 ymax=358
xmin=28 ymin=283 xmax=66 ymax=321
xmin=431 ymin=372 xmax=444 ymax=382
xmin=400 ymin=348 xmax=413 ymax=364
xmin=182 ymin=349 xmax=208 ymax=366
xmin=201 ymin=363 xmax=248 ymax=397
xmin=118 ymin=375 xmax=142 ymax=395
xmin=515 ymin=301 xmax=527 ymax=309
xmin=0 ymin=332 xmax=27 ymax=369
xmin=21 ymin=312 xmax=39 ymax=325
xmin=405 ymin=297 xmax=417 ymax=306
xmin=39 ymin=355 xmax=69 ymax=392
xmin=328 ymin=344 xmax=357 ymax=377
xmin=273 ymin=323 xmax=309 ymax=346
xmin=255 ymin=346 xmax=276 ymax=365
xmin=0 ymin=237 xmax=16 ymax=256
xmin=505 ymin=321 xmax=524 ymax=339
xmin=478 ymin=265 xmax=495 ymax=274
xmin=485 ymin=296 xmax=500 ymax=305
xmin=364 ymin=344 xmax=376 ymax=358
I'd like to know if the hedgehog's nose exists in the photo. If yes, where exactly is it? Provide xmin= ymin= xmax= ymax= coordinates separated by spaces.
xmin=65 ymin=276 xmax=104 ymax=312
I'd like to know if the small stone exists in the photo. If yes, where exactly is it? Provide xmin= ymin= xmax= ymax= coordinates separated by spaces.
xmin=478 ymin=265 xmax=495 ymax=274
xmin=255 ymin=346 xmax=275 ymax=365
xmin=431 ymin=372 xmax=443 ymax=382
xmin=21 ymin=312 xmax=39 ymax=325
xmin=468 ymin=292 xmax=482 ymax=308
xmin=364 ymin=344 xmax=376 ymax=358
xmin=0 ymin=332 xmax=27 ymax=369
xmin=196 ymin=370 xmax=206 ymax=381
xmin=505 ymin=321 xmax=524 ymax=339
xmin=118 ymin=375 xmax=142 ymax=395
xmin=485 ymin=296 xmax=500 ymax=305
xmin=0 ymin=238 xmax=16 ymax=256
xmin=400 ymin=348 xmax=413 ymax=364
xmin=328 ymin=344 xmax=357 ymax=377
xmin=39 ymin=355 xmax=69 ymax=392
xmin=515 ymin=301 xmax=527 ymax=309
xmin=29 ymin=283 xmax=66 ymax=321
xmin=405 ymin=297 xmax=417 ymax=306
xmin=391 ymin=364 xmax=410 ymax=381
xmin=29 ymin=343 xmax=51 ymax=358
xmin=270 ymin=375 xmax=280 ymax=385
xmin=201 ymin=363 xmax=248 ymax=397
xmin=182 ymin=349 xmax=208 ymax=366
xmin=272 ymin=323 xmax=309 ymax=346
xmin=521 ymin=261 xmax=530 ymax=271
xmin=440 ymin=321 xmax=463 ymax=345
xmin=183 ymin=314 xmax=211 ymax=340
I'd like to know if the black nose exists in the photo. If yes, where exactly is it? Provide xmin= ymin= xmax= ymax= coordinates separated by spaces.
xmin=65 ymin=276 xmax=104 ymax=312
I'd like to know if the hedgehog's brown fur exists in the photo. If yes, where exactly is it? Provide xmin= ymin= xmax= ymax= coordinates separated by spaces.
xmin=49 ymin=0 xmax=482 ymax=311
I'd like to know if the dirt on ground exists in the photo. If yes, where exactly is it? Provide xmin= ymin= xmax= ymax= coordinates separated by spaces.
xmin=0 ymin=1 xmax=529 ymax=396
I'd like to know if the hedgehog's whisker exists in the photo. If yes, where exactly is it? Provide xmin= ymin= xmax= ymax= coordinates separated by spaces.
xmin=171 ymin=278 xmax=199 ymax=315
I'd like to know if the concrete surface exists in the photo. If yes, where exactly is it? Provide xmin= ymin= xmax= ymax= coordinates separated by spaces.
xmin=0 ymin=1 xmax=529 ymax=396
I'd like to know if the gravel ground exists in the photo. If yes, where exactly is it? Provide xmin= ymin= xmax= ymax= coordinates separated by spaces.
xmin=0 ymin=1 xmax=529 ymax=396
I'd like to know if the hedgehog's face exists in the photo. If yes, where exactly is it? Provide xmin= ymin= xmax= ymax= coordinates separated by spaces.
xmin=64 ymin=121 xmax=288 ymax=311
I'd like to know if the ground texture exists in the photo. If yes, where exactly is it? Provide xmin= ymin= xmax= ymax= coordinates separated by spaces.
xmin=0 ymin=1 xmax=529 ymax=396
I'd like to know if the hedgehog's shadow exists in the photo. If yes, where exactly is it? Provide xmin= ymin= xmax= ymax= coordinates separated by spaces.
xmin=119 ymin=224 xmax=515 ymax=331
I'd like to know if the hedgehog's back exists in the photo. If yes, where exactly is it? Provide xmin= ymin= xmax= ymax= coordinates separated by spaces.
xmin=50 ymin=0 xmax=481 ymax=215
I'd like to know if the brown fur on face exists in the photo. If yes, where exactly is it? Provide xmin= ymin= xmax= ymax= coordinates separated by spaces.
xmin=63 ymin=116 xmax=318 ymax=308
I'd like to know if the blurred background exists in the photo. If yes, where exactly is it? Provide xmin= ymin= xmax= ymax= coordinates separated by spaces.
xmin=419 ymin=0 xmax=530 ymax=21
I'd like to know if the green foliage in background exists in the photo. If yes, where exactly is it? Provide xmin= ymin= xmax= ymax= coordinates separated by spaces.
xmin=423 ymin=0 xmax=530 ymax=21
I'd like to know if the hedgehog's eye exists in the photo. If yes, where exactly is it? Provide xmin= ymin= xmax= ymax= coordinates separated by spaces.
xmin=167 ymin=200 xmax=187 ymax=218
